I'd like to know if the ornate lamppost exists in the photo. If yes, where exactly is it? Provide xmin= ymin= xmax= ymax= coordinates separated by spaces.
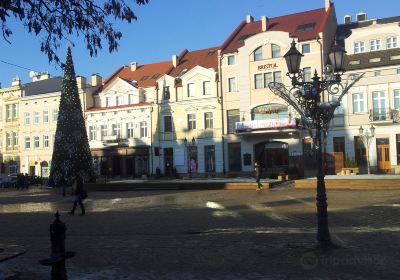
xmin=359 ymin=125 xmax=375 ymax=174
xmin=184 ymin=137 xmax=196 ymax=178
xmin=269 ymin=39 xmax=363 ymax=246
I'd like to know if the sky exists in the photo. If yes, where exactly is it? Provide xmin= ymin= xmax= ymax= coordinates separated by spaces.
xmin=0 ymin=0 xmax=398 ymax=87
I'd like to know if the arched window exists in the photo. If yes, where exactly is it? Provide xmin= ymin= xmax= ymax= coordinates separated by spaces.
xmin=271 ymin=44 xmax=281 ymax=58
xmin=254 ymin=47 xmax=263 ymax=61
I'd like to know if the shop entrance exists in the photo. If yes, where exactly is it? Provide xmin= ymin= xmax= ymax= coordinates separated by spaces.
xmin=376 ymin=138 xmax=390 ymax=173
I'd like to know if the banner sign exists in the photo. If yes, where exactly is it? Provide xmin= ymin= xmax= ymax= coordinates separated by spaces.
xmin=235 ymin=118 xmax=296 ymax=132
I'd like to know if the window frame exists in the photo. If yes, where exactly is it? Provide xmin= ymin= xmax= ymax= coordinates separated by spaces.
xmin=34 ymin=136 xmax=40 ymax=148
xmin=204 ymin=112 xmax=214 ymax=129
xmin=25 ymin=136 xmax=31 ymax=149
xmin=187 ymin=114 xmax=196 ymax=130
xmin=352 ymin=92 xmax=365 ymax=113
xmin=228 ymin=77 xmax=236 ymax=92
xmin=254 ymin=46 xmax=263 ymax=61
xmin=370 ymin=39 xmax=381 ymax=51
xmin=302 ymin=44 xmax=311 ymax=54
xmin=387 ymin=36 xmax=397 ymax=49
xmin=203 ymin=81 xmax=211 ymax=95
xmin=271 ymin=44 xmax=281 ymax=58
xmin=254 ymin=73 xmax=263 ymax=89
xmin=227 ymin=109 xmax=240 ymax=134
xmin=24 ymin=112 xmax=30 ymax=125
xmin=140 ymin=121 xmax=148 ymax=138
xmin=43 ymin=110 xmax=49 ymax=123
xmin=43 ymin=135 xmax=49 ymax=148
xmin=354 ymin=41 xmax=365 ymax=53
xmin=164 ymin=116 xmax=172 ymax=132
xmin=227 ymin=55 xmax=236 ymax=65
xmin=33 ymin=111 xmax=39 ymax=124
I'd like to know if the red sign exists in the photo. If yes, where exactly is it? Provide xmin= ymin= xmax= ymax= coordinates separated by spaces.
xmin=235 ymin=118 xmax=296 ymax=132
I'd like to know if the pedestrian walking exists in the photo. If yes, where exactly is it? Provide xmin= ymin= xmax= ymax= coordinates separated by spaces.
xmin=16 ymin=173 xmax=24 ymax=190
xmin=254 ymin=161 xmax=263 ymax=191
xmin=24 ymin=173 xmax=30 ymax=190
xmin=69 ymin=175 xmax=86 ymax=216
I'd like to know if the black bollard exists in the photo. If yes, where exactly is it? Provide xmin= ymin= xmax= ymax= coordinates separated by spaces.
xmin=40 ymin=211 xmax=75 ymax=280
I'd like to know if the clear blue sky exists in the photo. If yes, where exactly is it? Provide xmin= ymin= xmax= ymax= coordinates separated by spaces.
xmin=0 ymin=0 xmax=398 ymax=87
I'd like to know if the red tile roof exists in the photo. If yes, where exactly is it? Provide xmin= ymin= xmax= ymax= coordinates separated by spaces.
xmin=221 ymin=6 xmax=333 ymax=54
xmin=168 ymin=47 xmax=219 ymax=78
xmin=94 ymin=61 xmax=173 ymax=95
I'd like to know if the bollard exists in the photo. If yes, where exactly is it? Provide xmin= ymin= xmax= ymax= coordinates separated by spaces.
xmin=40 ymin=211 xmax=75 ymax=280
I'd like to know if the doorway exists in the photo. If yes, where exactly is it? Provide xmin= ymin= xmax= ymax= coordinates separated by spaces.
xmin=376 ymin=138 xmax=390 ymax=173
xmin=164 ymin=148 xmax=173 ymax=176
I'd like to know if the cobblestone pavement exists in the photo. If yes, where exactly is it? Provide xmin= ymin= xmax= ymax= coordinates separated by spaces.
xmin=0 ymin=186 xmax=399 ymax=279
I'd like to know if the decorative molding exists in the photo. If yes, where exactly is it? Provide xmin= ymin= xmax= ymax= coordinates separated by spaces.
xmin=184 ymin=106 xmax=198 ymax=112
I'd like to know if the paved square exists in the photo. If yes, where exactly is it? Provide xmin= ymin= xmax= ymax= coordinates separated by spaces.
xmin=0 ymin=187 xmax=399 ymax=279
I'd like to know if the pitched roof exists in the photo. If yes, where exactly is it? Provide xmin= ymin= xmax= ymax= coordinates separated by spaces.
xmin=167 ymin=47 xmax=219 ymax=78
xmin=23 ymin=77 xmax=63 ymax=96
xmin=221 ymin=7 xmax=333 ymax=54
xmin=344 ymin=48 xmax=400 ymax=71
xmin=96 ymin=61 xmax=172 ymax=95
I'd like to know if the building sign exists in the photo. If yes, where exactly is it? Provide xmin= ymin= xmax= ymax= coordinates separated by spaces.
xmin=235 ymin=118 xmax=296 ymax=132
xmin=252 ymin=104 xmax=287 ymax=114
xmin=257 ymin=63 xmax=278 ymax=71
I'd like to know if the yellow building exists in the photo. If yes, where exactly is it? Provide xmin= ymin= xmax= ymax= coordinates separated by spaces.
xmin=0 ymin=77 xmax=23 ymax=175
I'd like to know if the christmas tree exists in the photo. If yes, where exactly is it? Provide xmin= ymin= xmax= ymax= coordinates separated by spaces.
xmin=49 ymin=47 xmax=93 ymax=187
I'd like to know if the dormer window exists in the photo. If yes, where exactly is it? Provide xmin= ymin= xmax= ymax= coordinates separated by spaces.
xmin=387 ymin=37 xmax=397 ymax=49
xmin=187 ymin=83 xmax=195 ymax=97
xmin=271 ymin=44 xmax=281 ymax=58
xmin=254 ymin=46 xmax=263 ymax=61
xmin=354 ymin=41 xmax=365 ymax=53
xmin=370 ymin=39 xmax=381 ymax=51
xmin=151 ymin=74 xmax=160 ymax=79
xmin=140 ymin=76 xmax=149 ymax=81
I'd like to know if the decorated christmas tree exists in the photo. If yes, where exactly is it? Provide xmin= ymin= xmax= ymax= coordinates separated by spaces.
xmin=49 ymin=47 xmax=93 ymax=187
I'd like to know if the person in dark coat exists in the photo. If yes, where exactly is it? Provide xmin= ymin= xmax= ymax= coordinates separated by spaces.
xmin=254 ymin=161 xmax=263 ymax=190
xmin=69 ymin=175 xmax=86 ymax=216
xmin=16 ymin=173 xmax=24 ymax=190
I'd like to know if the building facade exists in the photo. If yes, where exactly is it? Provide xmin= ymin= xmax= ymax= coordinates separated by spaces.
xmin=219 ymin=1 xmax=337 ymax=177
xmin=330 ymin=12 xmax=400 ymax=174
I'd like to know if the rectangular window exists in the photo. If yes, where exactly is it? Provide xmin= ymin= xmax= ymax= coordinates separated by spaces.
xmin=228 ymin=77 xmax=236 ymax=92
xmin=164 ymin=116 xmax=172 ymax=132
xmin=24 ymin=112 xmax=30 ymax=125
xmin=187 ymin=83 xmax=195 ymax=97
xmin=273 ymin=71 xmax=282 ymax=83
xmin=354 ymin=41 xmax=365 ymax=53
xmin=354 ymin=136 xmax=367 ymax=167
xmin=204 ymin=112 xmax=213 ymax=129
xmin=116 ymin=95 xmax=124 ymax=106
xmin=394 ymin=89 xmax=400 ymax=109
xmin=6 ymin=133 xmax=11 ymax=147
xmin=302 ymin=44 xmax=310 ymax=54
xmin=6 ymin=105 xmax=11 ymax=119
xmin=12 ymin=132 xmax=18 ymax=146
xmin=303 ymin=67 xmax=312 ymax=82
xmin=128 ymin=94 xmax=134 ymax=104
xmin=227 ymin=55 xmax=236 ymax=65
xmin=12 ymin=104 xmax=17 ymax=118
xmin=271 ymin=44 xmax=281 ymax=58
xmin=33 ymin=111 xmax=39 ymax=124
xmin=127 ymin=122 xmax=134 ymax=138
xmin=372 ymin=91 xmax=387 ymax=120
xmin=370 ymin=39 xmax=381 ymax=51
xmin=333 ymin=137 xmax=346 ymax=164
xmin=25 ymin=137 xmax=30 ymax=149
xmin=140 ymin=121 xmax=148 ymax=137
xmin=106 ymin=97 xmax=111 ymax=107
xmin=387 ymin=37 xmax=397 ymax=49
xmin=264 ymin=72 xmax=273 ymax=88
xmin=204 ymin=145 xmax=216 ymax=172
xmin=34 ymin=136 xmax=40 ymax=148
xmin=187 ymin=114 xmax=196 ymax=130
xmin=254 ymin=74 xmax=263 ymax=89
xmin=352 ymin=93 xmax=365 ymax=113
xmin=101 ymin=125 xmax=108 ymax=139
xmin=163 ymin=86 xmax=170 ymax=100
xmin=89 ymin=126 xmax=96 ymax=141
xmin=43 ymin=110 xmax=49 ymax=123
xmin=227 ymin=109 xmax=240 ymax=134
xmin=203 ymin=81 xmax=211 ymax=95
xmin=43 ymin=135 xmax=49 ymax=148
xmin=112 ymin=123 xmax=121 ymax=137
xmin=52 ymin=109 xmax=59 ymax=122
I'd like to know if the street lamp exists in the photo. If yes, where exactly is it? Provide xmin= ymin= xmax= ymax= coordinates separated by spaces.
xmin=184 ymin=137 xmax=196 ymax=178
xmin=269 ymin=39 xmax=363 ymax=246
xmin=358 ymin=125 xmax=375 ymax=174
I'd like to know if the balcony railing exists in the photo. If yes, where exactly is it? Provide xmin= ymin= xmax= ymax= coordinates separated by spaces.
xmin=101 ymin=135 xmax=128 ymax=144
xmin=369 ymin=108 xmax=400 ymax=123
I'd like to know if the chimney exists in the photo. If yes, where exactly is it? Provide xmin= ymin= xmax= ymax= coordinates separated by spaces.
xmin=11 ymin=76 xmax=21 ymax=86
xmin=246 ymin=15 xmax=254 ymax=23
xmin=325 ymin=0 xmax=331 ymax=11
xmin=261 ymin=16 xmax=269 ymax=31
xmin=91 ymin=73 xmax=102 ymax=87
xmin=344 ymin=15 xmax=352 ymax=24
xmin=130 ymin=62 xmax=138 ymax=71
xmin=172 ymin=55 xmax=178 ymax=67
xmin=356 ymin=12 xmax=367 ymax=22
xmin=39 ymin=71 xmax=50 ymax=80
xmin=76 ymin=76 xmax=87 ymax=90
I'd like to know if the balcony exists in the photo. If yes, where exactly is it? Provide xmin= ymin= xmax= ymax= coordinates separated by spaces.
xmin=235 ymin=118 xmax=297 ymax=135
xmin=101 ymin=135 xmax=128 ymax=146
xmin=369 ymin=108 xmax=400 ymax=124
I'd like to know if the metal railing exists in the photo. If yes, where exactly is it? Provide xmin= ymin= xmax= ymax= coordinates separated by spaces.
xmin=369 ymin=107 xmax=400 ymax=122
